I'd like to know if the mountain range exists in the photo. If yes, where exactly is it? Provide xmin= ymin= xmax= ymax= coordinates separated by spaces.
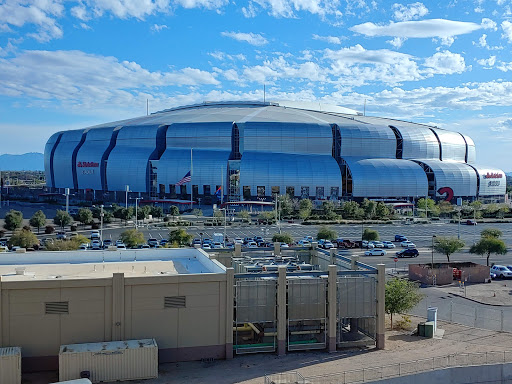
xmin=0 ymin=153 xmax=44 ymax=171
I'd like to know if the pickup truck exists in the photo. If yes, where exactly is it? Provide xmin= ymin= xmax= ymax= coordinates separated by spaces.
xmin=334 ymin=238 xmax=357 ymax=248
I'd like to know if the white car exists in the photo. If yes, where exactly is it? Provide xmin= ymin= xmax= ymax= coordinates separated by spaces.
xmin=246 ymin=241 xmax=258 ymax=248
xmin=116 ymin=243 xmax=126 ymax=250
xmin=322 ymin=241 xmax=334 ymax=249
xmin=365 ymin=248 xmax=387 ymax=256
xmin=382 ymin=241 xmax=396 ymax=249
xmin=280 ymin=243 xmax=290 ymax=248
xmin=401 ymin=240 xmax=416 ymax=248
xmin=362 ymin=240 xmax=375 ymax=249
xmin=212 ymin=242 xmax=223 ymax=249
xmin=79 ymin=243 xmax=89 ymax=250
xmin=297 ymin=240 xmax=311 ymax=247
xmin=490 ymin=265 xmax=512 ymax=279
xmin=234 ymin=238 xmax=244 ymax=244
xmin=91 ymin=240 xmax=101 ymax=250
xmin=202 ymin=244 xmax=212 ymax=250
xmin=370 ymin=241 xmax=384 ymax=248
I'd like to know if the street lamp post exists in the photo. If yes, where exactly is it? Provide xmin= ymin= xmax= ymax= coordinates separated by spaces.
xmin=431 ymin=235 xmax=436 ymax=268
xmin=457 ymin=209 xmax=461 ymax=240
xmin=100 ymin=205 xmax=104 ymax=243
xmin=125 ymin=185 xmax=130 ymax=210
xmin=134 ymin=197 xmax=142 ymax=229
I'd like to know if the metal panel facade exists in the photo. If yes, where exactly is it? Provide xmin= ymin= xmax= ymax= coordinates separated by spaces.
xmin=157 ymin=149 xmax=230 ymax=194
xmin=337 ymin=124 xmax=396 ymax=158
xmin=432 ymin=129 xmax=466 ymax=162
xmin=394 ymin=125 xmax=440 ymax=160
xmin=241 ymin=122 xmax=333 ymax=155
xmin=463 ymin=134 xmax=476 ymax=163
xmin=470 ymin=165 xmax=506 ymax=196
xmin=343 ymin=157 xmax=428 ymax=198
xmin=76 ymin=127 xmax=116 ymax=190
xmin=44 ymin=132 xmax=61 ymax=188
xmin=106 ymin=125 xmax=161 ymax=192
xmin=52 ymin=130 xmax=85 ymax=189
xmin=415 ymin=159 xmax=478 ymax=197
xmin=240 ymin=152 xmax=341 ymax=198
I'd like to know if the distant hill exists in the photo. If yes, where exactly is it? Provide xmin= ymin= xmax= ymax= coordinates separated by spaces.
xmin=0 ymin=153 xmax=44 ymax=171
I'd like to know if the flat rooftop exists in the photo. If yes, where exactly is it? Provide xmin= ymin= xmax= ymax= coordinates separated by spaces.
xmin=0 ymin=248 xmax=226 ymax=282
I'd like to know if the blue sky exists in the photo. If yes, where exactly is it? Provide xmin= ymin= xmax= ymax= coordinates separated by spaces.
xmin=0 ymin=0 xmax=511 ymax=171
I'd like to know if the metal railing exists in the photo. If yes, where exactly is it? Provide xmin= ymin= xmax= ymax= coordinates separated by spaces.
xmin=264 ymin=371 xmax=306 ymax=384
xmin=304 ymin=350 xmax=512 ymax=383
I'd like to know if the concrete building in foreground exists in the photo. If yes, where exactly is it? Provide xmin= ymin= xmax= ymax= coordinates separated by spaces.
xmin=44 ymin=101 xmax=506 ymax=204
xmin=0 ymin=246 xmax=383 ymax=372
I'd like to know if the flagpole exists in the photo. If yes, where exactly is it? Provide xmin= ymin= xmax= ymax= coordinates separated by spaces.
xmin=190 ymin=148 xmax=193 ymax=210
xmin=221 ymin=166 xmax=224 ymax=205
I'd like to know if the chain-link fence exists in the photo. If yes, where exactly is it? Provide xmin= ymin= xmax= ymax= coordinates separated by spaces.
xmin=304 ymin=350 xmax=512 ymax=384
xmin=417 ymin=299 xmax=512 ymax=333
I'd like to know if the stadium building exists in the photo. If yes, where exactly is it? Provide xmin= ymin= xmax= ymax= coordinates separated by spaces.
xmin=44 ymin=101 xmax=506 ymax=204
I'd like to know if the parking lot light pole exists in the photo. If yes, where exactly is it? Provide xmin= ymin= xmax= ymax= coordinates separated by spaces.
xmin=100 ymin=205 xmax=104 ymax=243
xmin=134 ymin=197 xmax=142 ymax=230
xmin=431 ymin=235 xmax=436 ymax=268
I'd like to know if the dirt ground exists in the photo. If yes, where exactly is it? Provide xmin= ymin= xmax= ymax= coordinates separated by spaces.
xmin=22 ymin=315 xmax=512 ymax=384
xmin=436 ymin=279 xmax=512 ymax=306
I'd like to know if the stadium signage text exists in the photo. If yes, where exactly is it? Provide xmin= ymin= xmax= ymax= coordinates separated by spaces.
xmin=77 ymin=161 xmax=99 ymax=168
xmin=484 ymin=172 xmax=502 ymax=179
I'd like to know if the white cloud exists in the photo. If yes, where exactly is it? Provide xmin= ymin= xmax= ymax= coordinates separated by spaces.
xmin=476 ymin=33 xmax=488 ymax=48
xmin=502 ymin=20 xmax=512 ymax=42
xmin=474 ymin=6 xmax=484 ymax=13
xmin=423 ymin=50 xmax=466 ymax=75
xmin=151 ymin=24 xmax=168 ymax=32
xmin=242 ymin=0 xmax=342 ymax=18
xmin=0 ymin=0 xmax=65 ymax=42
xmin=0 ymin=50 xmax=219 ymax=107
xmin=350 ymin=19 xmax=481 ymax=38
xmin=208 ymin=51 xmax=247 ymax=61
xmin=312 ymin=34 xmax=343 ymax=44
xmin=71 ymin=5 xmax=89 ymax=21
xmin=392 ymin=2 xmax=428 ymax=21
xmin=493 ymin=118 xmax=512 ymax=132
xmin=221 ymin=31 xmax=268 ymax=46
xmin=481 ymin=18 xmax=497 ymax=31
xmin=387 ymin=37 xmax=406 ymax=48
xmin=496 ymin=61 xmax=512 ymax=72
xmin=476 ymin=55 xmax=496 ymax=67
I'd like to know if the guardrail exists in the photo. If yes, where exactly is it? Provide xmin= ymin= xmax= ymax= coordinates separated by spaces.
xmin=303 ymin=350 xmax=512 ymax=384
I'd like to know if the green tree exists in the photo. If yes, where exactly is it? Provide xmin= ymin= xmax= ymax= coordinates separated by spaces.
xmin=278 ymin=194 xmax=293 ymax=217
xmin=237 ymin=210 xmax=250 ymax=221
xmin=103 ymin=210 xmax=113 ymax=224
xmin=170 ymin=205 xmax=180 ymax=220
xmin=45 ymin=234 xmax=90 ymax=251
xmin=53 ymin=210 xmax=72 ymax=230
xmin=29 ymin=210 xmax=46 ymax=234
xmin=341 ymin=201 xmax=360 ymax=219
xmin=417 ymin=197 xmax=439 ymax=217
xmin=259 ymin=210 xmax=276 ymax=221
xmin=437 ymin=201 xmax=453 ymax=216
xmin=375 ymin=202 xmax=390 ymax=219
xmin=119 ymin=207 xmax=134 ymax=225
xmin=470 ymin=237 xmax=507 ymax=266
xmin=192 ymin=208 xmax=203 ymax=217
xmin=272 ymin=232 xmax=293 ymax=244
xmin=317 ymin=225 xmax=337 ymax=241
xmin=322 ymin=201 xmax=338 ymax=220
xmin=4 ymin=210 xmax=23 ymax=231
xmin=77 ymin=208 xmax=93 ymax=227
xmin=8 ymin=229 xmax=38 ymax=249
xmin=362 ymin=228 xmax=379 ymax=241
xmin=120 ymin=229 xmax=145 ymax=248
xmin=361 ymin=199 xmax=376 ymax=219
xmin=150 ymin=206 xmax=163 ymax=219
xmin=385 ymin=278 xmax=423 ymax=329
xmin=481 ymin=228 xmax=502 ymax=239
xmin=168 ymin=228 xmax=193 ymax=246
xmin=433 ymin=236 xmax=465 ymax=263
xmin=137 ymin=205 xmax=151 ymax=220
xmin=299 ymin=199 xmax=313 ymax=220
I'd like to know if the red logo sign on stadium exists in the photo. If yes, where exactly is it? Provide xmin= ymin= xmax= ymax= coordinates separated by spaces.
xmin=77 ymin=161 xmax=99 ymax=168
xmin=484 ymin=172 xmax=502 ymax=179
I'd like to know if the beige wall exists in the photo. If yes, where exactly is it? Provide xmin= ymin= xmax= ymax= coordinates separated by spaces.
xmin=0 ymin=273 xmax=228 ymax=371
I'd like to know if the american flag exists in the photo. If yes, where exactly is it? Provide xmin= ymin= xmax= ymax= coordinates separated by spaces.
xmin=175 ymin=171 xmax=191 ymax=186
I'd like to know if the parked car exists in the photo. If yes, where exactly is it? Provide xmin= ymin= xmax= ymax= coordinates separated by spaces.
xmin=361 ymin=240 xmax=375 ymax=249
xmin=395 ymin=235 xmax=408 ymax=242
xmin=396 ymin=248 xmax=419 ymax=258
xmin=246 ymin=241 xmax=258 ymax=248
xmin=365 ymin=248 xmax=387 ymax=256
xmin=91 ymin=240 xmax=101 ymax=250
xmin=103 ymin=239 xmax=112 ymax=248
xmin=304 ymin=236 xmax=314 ymax=242
xmin=79 ymin=243 xmax=89 ymax=250
xmin=147 ymin=238 xmax=159 ymax=247
xmin=90 ymin=230 xmax=100 ymax=240
xmin=297 ymin=240 xmax=311 ymax=247
xmin=56 ymin=232 xmax=67 ymax=240
xmin=160 ymin=239 xmax=168 ymax=246
xmin=322 ymin=241 xmax=334 ymax=249
xmin=243 ymin=237 xmax=253 ymax=244
xmin=466 ymin=219 xmax=477 ymax=225
xmin=116 ymin=243 xmax=126 ymax=250
xmin=234 ymin=238 xmax=244 ymax=244
xmin=400 ymin=240 xmax=416 ymax=248
xmin=490 ymin=265 xmax=512 ymax=279
xmin=490 ymin=270 xmax=497 ymax=280
xmin=138 ymin=244 xmax=150 ymax=249
xmin=370 ymin=241 xmax=384 ymax=248
xmin=382 ymin=241 xmax=396 ymax=249
xmin=254 ymin=236 xmax=264 ymax=242
xmin=212 ymin=242 xmax=223 ymax=249
xmin=280 ymin=243 xmax=290 ymax=248
xmin=202 ymin=244 xmax=211 ymax=250
xmin=192 ymin=238 xmax=202 ymax=245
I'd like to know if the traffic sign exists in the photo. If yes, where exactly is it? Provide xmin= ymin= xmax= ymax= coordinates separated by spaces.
xmin=394 ymin=257 xmax=398 ymax=262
